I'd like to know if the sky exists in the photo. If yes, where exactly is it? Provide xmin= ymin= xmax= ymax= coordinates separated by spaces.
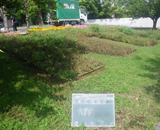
xmin=100 ymin=0 xmax=104 ymax=4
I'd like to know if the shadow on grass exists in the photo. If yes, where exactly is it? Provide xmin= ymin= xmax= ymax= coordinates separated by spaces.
xmin=136 ymin=55 xmax=160 ymax=104
xmin=0 ymin=32 xmax=86 ymax=80
xmin=0 ymin=51 xmax=66 ymax=118
xmin=127 ymin=116 xmax=147 ymax=129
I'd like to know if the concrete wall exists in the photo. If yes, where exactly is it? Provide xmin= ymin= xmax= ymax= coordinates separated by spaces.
xmin=88 ymin=17 xmax=160 ymax=28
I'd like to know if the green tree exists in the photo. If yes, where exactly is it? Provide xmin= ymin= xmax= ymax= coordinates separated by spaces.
xmin=0 ymin=0 xmax=22 ymax=30
xmin=110 ymin=0 xmax=125 ymax=18
xmin=2 ymin=0 xmax=31 ymax=29
xmin=79 ymin=0 xmax=124 ymax=19
xmin=79 ymin=0 xmax=101 ymax=19
xmin=1 ymin=0 xmax=57 ymax=28
xmin=33 ymin=0 xmax=57 ymax=27
xmin=125 ymin=0 xmax=160 ymax=29
xmin=0 ymin=0 xmax=22 ymax=9
xmin=100 ymin=0 xmax=123 ymax=18
xmin=99 ymin=0 xmax=112 ymax=18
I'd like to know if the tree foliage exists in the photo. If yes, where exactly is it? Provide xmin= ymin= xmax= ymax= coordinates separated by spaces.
xmin=0 ymin=0 xmax=57 ymax=27
xmin=79 ymin=0 xmax=124 ymax=19
xmin=124 ymin=0 xmax=160 ymax=29
xmin=79 ymin=0 xmax=101 ymax=19
xmin=0 ymin=0 xmax=22 ymax=10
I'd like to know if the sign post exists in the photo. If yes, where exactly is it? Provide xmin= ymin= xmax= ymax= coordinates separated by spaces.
xmin=72 ymin=94 xmax=115 ymax=127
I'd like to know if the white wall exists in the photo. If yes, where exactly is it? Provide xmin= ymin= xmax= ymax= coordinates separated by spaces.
xmin=88 ymin=17 xmax=160 ymax=28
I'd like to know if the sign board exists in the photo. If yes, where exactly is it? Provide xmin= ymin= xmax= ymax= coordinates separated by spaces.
xmin=156 ymin=122 xmax=160 ymax=130
xmin=72 ymin=94 xmax=115 ymax=127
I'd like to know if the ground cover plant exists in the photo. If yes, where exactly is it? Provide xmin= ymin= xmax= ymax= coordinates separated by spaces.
xmin=83 ymin=24 xmax=159 ymax=46
xmin=60 ymin=28 xmax=136 ymax=57
xmin=74 ymin=33 xmax=135 ymax=57
xmin=0 ymin=28 xmax=135 ymax=79
xmin=1 ymin=30 xmax=104 ymax=80
xmin=0 ymin=27 xmax=160 ymax=129
xmin=0 ymin=31 xmax=83 ymax=79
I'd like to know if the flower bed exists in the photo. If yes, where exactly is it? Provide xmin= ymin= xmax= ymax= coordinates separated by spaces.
xmin=0 ymin=31 xmax=30 ymax=35
xmin=27 ymin=26 xmax=73 ymax=32
xmin=27 ymin=25 xmax=88 ymax=32
xmin=5 ymin=31 xmax=31 ymax=35
xmin=74 ymin=24 xmax=88 ymax=28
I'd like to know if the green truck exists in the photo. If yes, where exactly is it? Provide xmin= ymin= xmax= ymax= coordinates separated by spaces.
xmin=47 ymin=0 xmax=88 ymax=26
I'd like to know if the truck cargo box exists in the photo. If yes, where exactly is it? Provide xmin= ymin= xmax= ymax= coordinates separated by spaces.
xmin=57 ymin=0 xmax=80 ymax=20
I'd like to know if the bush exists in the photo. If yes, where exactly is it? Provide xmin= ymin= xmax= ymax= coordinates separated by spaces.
xmin=117 ymin=27 xmax=135 ymax=35
xmin=117 ymin=26 xmax=126 ymax=32
xmin=149 ymin=30 xmax=160 ymax=40
xmin=122 ymin=27 xmax=135 ymax=36
xmin=114 ymin=32 xmax=124 ymax=39
xmin=0 ymin=31 xmax=84 ymax=79
xmin=89 ymin=24 xmax=101 ymax=33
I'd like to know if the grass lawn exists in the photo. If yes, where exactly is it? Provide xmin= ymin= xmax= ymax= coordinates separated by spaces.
xmin=0 ymin=26 xmax=160 ymax=129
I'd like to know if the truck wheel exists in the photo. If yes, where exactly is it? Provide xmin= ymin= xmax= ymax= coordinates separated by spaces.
xmin=80 ymin=19 xmax=85 ymax=25
xmin=62 ymin=21 xmax=69 ymax=26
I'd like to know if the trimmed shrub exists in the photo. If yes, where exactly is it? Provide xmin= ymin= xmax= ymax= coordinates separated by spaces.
xmin=0 ymin=31 xmax=84 ymax=79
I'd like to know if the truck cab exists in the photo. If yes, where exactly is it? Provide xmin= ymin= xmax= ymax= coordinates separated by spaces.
xmin=79 ymin=8 xmax=88 ymax=24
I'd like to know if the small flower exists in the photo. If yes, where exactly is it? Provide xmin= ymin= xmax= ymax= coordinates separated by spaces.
xmin=56 ymin=47 xmax=58 ymax=48
xmin=45 ymin=44 xmax=47 ymax=45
